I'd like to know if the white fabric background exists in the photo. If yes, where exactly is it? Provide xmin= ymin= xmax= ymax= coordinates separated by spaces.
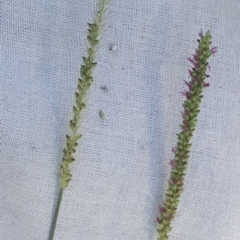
xmin=1 ymin=0 xmax=240 ymax=239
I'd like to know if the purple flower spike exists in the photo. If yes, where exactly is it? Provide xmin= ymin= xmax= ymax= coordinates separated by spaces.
xmin=159 ymin=206 xmax=164 ymax=214
xmin=171 ymin=177 xmax=178 ymax=185
xmin=194 ymin=78 xmax=201 ymax=83
xmin=188 ymin=70 xmax=193 ymax=77
xmin=184 ymin=80 xmax=192 ymax=91
xmin=210 ymin=46 xmax=217 ymax=55
xmin=194 ymin=63 xmax=200 ymax=69
xmin=167 ymin=214 xmax=173 ymax=221
xmin=156 ymin=217 xmax=162 ymax=224
xmin=192 ymin=54 xmax=198 ymax=61
xmin=183 ymin=119 xmax=188 ymax=127
xmin=205 ymin=74 xmax=210 ymax=78
xmin=181 ymin=111 xmax=186 ymax=118
xmin=187 ymin=57 xmax=195 ymax=65
xmin=203 ymin=82 xmax=210 ymax=87
xmin=182 ymin=120 xmax=189 ymax=132
xmin=195 ymin=49 xmax=202 ymax=55
xmin=181 ymin=91 xmax=191 ymax=100
xmin=156 ymin=31 xmax=216 ymax=239
xmin=172 ymin=147 xmax=176 ymax=153
xmin=199 ymin=29 xmax=203 ymax=38
xmin=181 ymin=109 xmax=189 ymax=118
xmin=169 ymin=159 xmax=176 ymax=169
xmin=184 ymin=109 xmax=189 ymax=116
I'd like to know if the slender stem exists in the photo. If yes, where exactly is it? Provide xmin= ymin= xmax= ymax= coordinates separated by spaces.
xmin=48 ymin=188 xmax=64 ymax=240
xmin=47 ymin=1 xmax=109 ymax=239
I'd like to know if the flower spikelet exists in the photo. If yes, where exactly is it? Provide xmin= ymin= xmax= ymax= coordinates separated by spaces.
xmin=59 ymin=0 xmax=109 ymax=190
xmin=156 ymin=30 xmax=217 ymax=240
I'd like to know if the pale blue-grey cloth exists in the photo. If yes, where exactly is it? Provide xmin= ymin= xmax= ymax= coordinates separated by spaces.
xmin=1 ymin=0 xmax=240 ymax=239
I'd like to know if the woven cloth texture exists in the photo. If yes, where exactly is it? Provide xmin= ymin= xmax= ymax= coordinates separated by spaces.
xmin=1 ymin=0 xmax=240 ymax=239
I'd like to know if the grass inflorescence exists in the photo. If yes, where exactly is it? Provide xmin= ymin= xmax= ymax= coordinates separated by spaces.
xmin=156 ymin=30 xmax=217 ymax=240
xmin=48 ymin=1 xmax=109 ymax=239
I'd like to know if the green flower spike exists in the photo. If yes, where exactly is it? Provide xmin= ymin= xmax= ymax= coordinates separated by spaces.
xmin=48 ymin=1 xmax=109 ymax=239
xmin=156 ymin=30 xmax=217 ymax=240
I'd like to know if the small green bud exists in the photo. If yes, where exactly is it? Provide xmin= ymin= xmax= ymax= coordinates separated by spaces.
xmin=86 ymin=67 xmax=91 ymax=76
xmin=91 ymin=62 xmax=97 ymax=68
xmin=82 ymin=57 xmax=88 ymax=65
xmin=75 ymin=134 xmax=82 ymax=141
xmin=85 ymin=82 xmax=91 ymax=89
xmin=87 ymin=76 xmax=93 ymax=82
xmin=73 ymin=106 xmax=78 ymax=114
xmin=70 ymin=148 xmax=76 ymax=153
xmin=87 ymin=47 xmax=93 ymax=55
xmin=80 ymin=65 xmax=86 ymax=73
xmin=99 ymin=110 xmax=104 ymax=119
xmin=87 ymin=29 xmax=92 ymax=35
xmin=70 ymin=120 xmax=75 ymax=130
xmin=93 ymin=39 xmax=99 ymax=46
xmin=75 ymin=92 xmax=79 ymax=99
xmin=80 ymin=71 xmax=87 ymax=80
xmin=77 ymin=102 xmax=86 ymax=110
xmin=87 ymin=36 xmax=93 ymax=44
